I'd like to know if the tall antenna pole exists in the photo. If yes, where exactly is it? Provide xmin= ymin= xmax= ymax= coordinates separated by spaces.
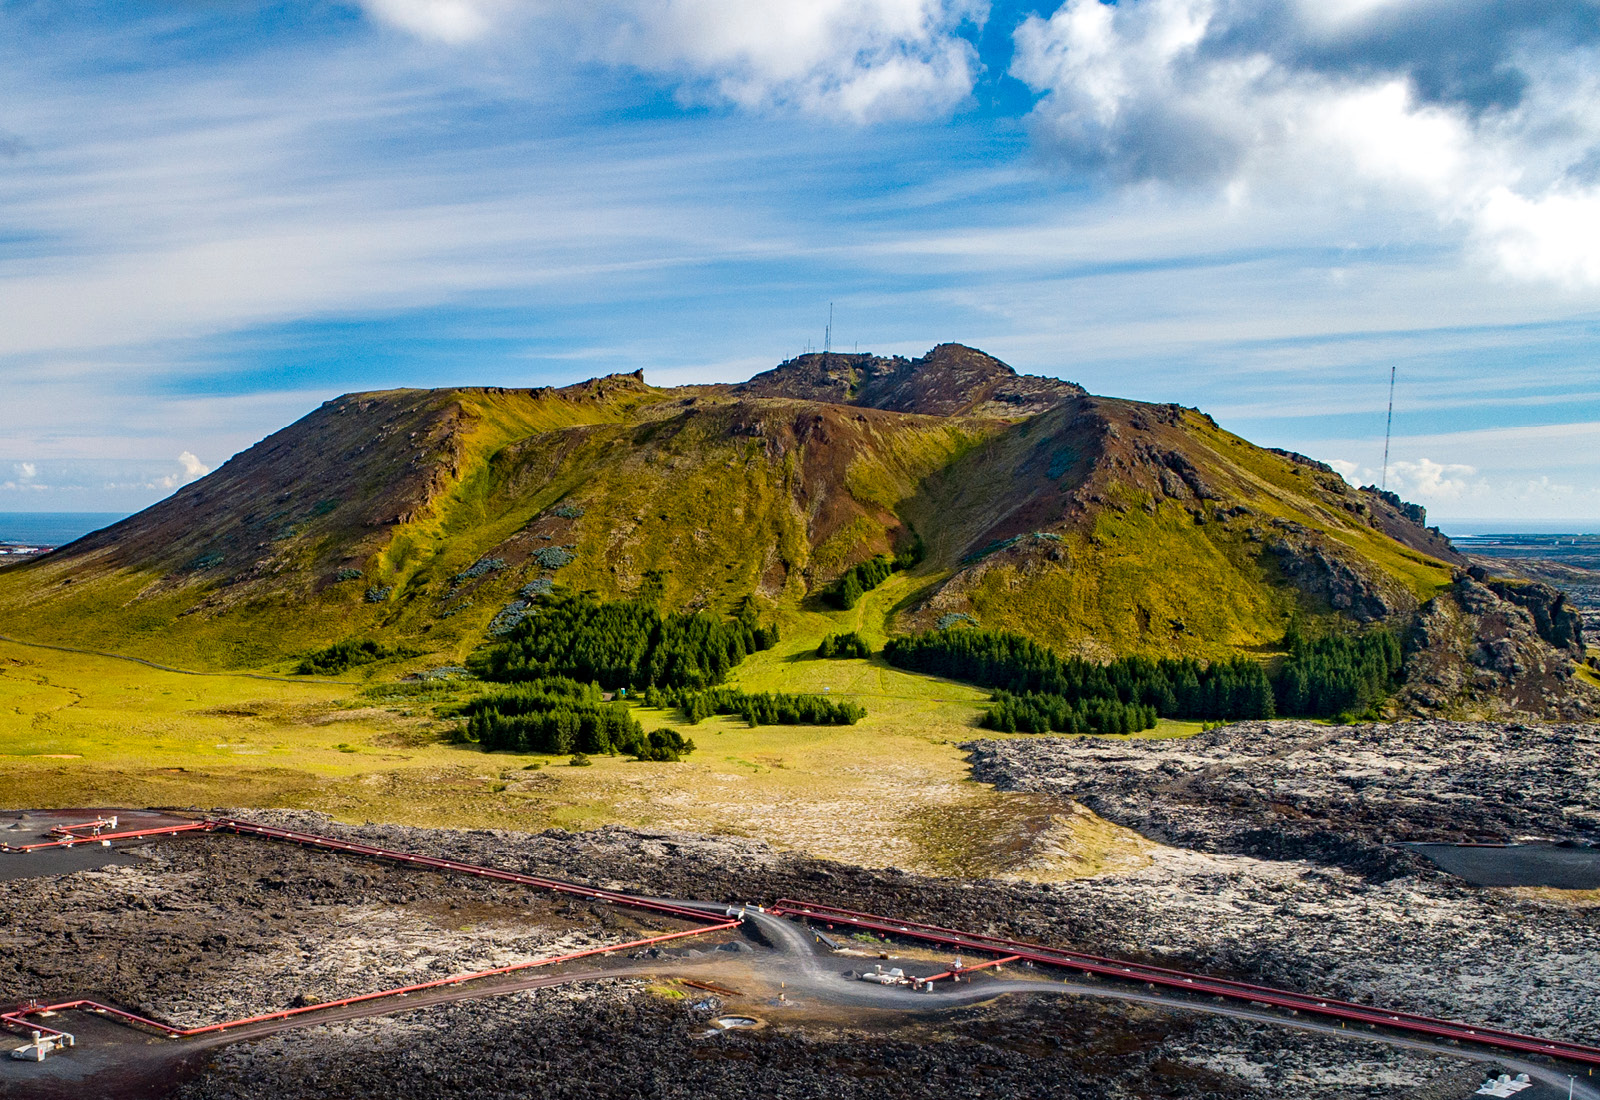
xmin=824 ymin=303 xmax=832 ymax=358
xmin=1381 ymin=364 xmax=1397 ymax=490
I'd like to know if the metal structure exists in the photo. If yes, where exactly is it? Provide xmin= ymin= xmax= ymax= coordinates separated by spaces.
xmin=1 ymin=816 xmax=738 ymax=1054
xmin=1 ymin=922 xmax=735 ymax=1042
xmin=772 ymin=898 xmax=1600 ymax=1069
xmin=0 ymin=819 xmax=209 ymax=853
xmin=1382 ymin=362 xmax=1397 ymax=490
xmin=7 ymin=817 xmax=1600 ymax=1073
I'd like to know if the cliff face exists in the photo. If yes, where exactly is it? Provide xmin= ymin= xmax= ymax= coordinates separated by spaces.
xmin=1398 ymin=567 xmax=1596 ymax=720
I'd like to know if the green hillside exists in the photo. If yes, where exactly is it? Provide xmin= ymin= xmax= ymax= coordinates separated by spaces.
xmin=0 ymin=346 xmax=1460 ymax=674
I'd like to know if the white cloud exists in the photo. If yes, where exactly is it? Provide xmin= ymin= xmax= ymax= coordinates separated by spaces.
xmin=1308 ymin=422 xmax=1600 ymax=520
xmin=1324 ymin=456 xmax=1483 ymax=500
xmin=363 ymin=0 xmax=502 ymax=44
xmin=1386 ymin=457 xmax=1481 ymax=500
xmin=178 ymin=451 xmax=209 ymax=481
xmin=17 ymin=462 xmax=36 ymax=480
xmin=1011 ymin=0 xmax=1600 ymax=286
xmin=356 ymin=0 xmax=982 ymax=120
xmin=150 ymin=451 xmax=211 ymax=491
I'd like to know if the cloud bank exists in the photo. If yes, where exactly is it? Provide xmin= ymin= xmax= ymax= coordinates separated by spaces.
xmin=1011 ymin=0 xmax=1600 ymax=285
xmin=360 ymin=0 xmax=983 ymax=120
xmin=0 ymin=452 xmax=213 ymax=508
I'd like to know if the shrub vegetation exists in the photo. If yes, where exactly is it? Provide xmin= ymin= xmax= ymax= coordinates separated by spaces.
xmin=817 ymin=631 xmax=871 ymax=659
xmin=472 ymin=593 xmax=779 ymax=690
xmin=825 ymin=535 xmax=925 ymax=610
xmin=884 ymin=623 xmax=1401 ymax=731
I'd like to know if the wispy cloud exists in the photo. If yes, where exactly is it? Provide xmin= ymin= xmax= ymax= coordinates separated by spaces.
xmin=358 ymin=0 xmax=984 ymax=120
xmin=1317 ymin=421 xmax=1600 ymax=519
xmin=0 ymin=4 xmax=1595 ymax=517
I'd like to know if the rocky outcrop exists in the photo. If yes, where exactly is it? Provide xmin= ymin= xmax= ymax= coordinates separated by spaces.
xmin=1361 ymin=486 xmax=1427 ymax=527
xmin=1397 ymin=571 xmax=1597 ymax=720
xmin=1262 ymin=526 xmax=1402 ymax=622
xmin=1358 ymin=487 xmax=1466 ymax=564
xmin=1475 ymin=569 xmax=1585 ymax=654
xmin=734 ymin=343 xmax=1085 ymax=419
xmin=1467 ymin=555 xmax=1600 ymax=641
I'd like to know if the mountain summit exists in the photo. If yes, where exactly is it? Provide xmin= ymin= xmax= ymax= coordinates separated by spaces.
xmin=733 ymin=343 xmax=1084 ymax=418
xmin=1 ymin=344 xmax=1589 ymax=717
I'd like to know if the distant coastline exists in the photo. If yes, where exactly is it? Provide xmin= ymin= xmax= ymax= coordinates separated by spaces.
xmin=1438 ymin=519 xmax=1599 ymax=537
xmin=0 ymin=512 xmax=129 ymax=553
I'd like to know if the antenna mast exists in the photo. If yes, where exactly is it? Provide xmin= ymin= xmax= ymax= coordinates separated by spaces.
xmin=824 ymin=303 xmax=832 ymax=360
xmin=1381 ymin=364 xmax=1397 ymax=490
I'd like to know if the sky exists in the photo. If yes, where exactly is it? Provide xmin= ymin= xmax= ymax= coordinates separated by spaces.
xmin=1 ymin=0 xmax=1598 ymax=521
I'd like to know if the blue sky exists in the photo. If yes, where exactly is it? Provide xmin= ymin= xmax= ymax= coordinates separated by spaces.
xmin=2 ymin=0 xmax=1599 ymax=520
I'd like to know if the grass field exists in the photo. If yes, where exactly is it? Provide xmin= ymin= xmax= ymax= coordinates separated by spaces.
xmin=0 ymin=600 xmax=1184 ymax=881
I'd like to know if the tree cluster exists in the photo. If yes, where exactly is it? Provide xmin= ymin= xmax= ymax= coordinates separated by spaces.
xmin=1275 ymin=623 xmax=1402 ymax=718
xmin=825 ymin=535 xmax=925 ymax=610
xmin=296 ymin=638 xmax=397 ymax=675
xmin=984 ymin=692 xmax=1160 ymax=734
xmin=816 ymin=631 xmax=872 ymax=658
xmin=636 ymin=728 xmax=697 ymax=762
xmin=457 ymin=679 xmax=696 ymax=759
xmin=885 ymin=622 xmax=1403 ymax=731
xmin=472 ymin=594 xmax=778 ymax=690
xmin=640 ymin=685 xmax=865 ymax=727
xmin=883 ymin=629 xmax=1273 ymax=725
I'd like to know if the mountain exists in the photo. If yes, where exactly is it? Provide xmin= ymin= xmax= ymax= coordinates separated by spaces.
xmin=1 ymin=344 xmax=1590 ymax=715
xmin=731 ymin=343 xmax=1085 ymax=418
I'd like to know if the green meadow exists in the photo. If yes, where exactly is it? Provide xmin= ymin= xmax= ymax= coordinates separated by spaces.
xmin=0 ymin=586 xmax=1188 ymax=880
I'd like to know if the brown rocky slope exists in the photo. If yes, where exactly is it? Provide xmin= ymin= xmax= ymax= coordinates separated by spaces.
xmin=0 ymin=344 xmax=1586 ymax=717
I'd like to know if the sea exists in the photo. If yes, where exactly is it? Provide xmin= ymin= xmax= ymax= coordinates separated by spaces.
xmin=0 ymin=512 xmax=129 ymax=548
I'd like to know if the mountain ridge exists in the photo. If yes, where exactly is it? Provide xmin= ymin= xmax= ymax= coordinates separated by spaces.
xmin=729 ymin=342 xmax=1086 ymax=419
xmin=2 ymin=343 xmax=1589 ymax=716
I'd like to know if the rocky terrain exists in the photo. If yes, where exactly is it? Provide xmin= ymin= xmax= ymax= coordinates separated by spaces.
xmin=169 ymin=980 xmax=1487 ymax=1100
xmin=0 ymin=811 xmax=1527 ymax=1100
xmin=1399 ymin=569 xmax=1596 ymax=720
xmin=8 ymin=803 xmax=1595 ymax=1067
xmin=959 ymin=721 xmax=1600 ymax=1042
xmin=0 ymin=833 xmax=661 ymax=1026
xmin=11 ymin=709 xmax=1600 ymax=1099
xmin=966 ymin=721 xmax=1600 ymax=870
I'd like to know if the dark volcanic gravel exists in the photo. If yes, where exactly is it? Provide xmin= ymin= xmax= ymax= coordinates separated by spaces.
xmin=167 ymin=980 xmax=1484 ymax=1100
xmin=0 ymin=809 xmax=1539 ymax=1100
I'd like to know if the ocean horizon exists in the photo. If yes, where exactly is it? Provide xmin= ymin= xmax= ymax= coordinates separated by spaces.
xmin=1436 ymin=519 xmax=1600 ymax=537
xmin=0 ymin=512 xmax=130 ymax=546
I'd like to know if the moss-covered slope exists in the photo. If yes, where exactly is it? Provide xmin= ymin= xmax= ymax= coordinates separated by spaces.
xmin=0 ymin=346 xmax=1463 ymax=671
